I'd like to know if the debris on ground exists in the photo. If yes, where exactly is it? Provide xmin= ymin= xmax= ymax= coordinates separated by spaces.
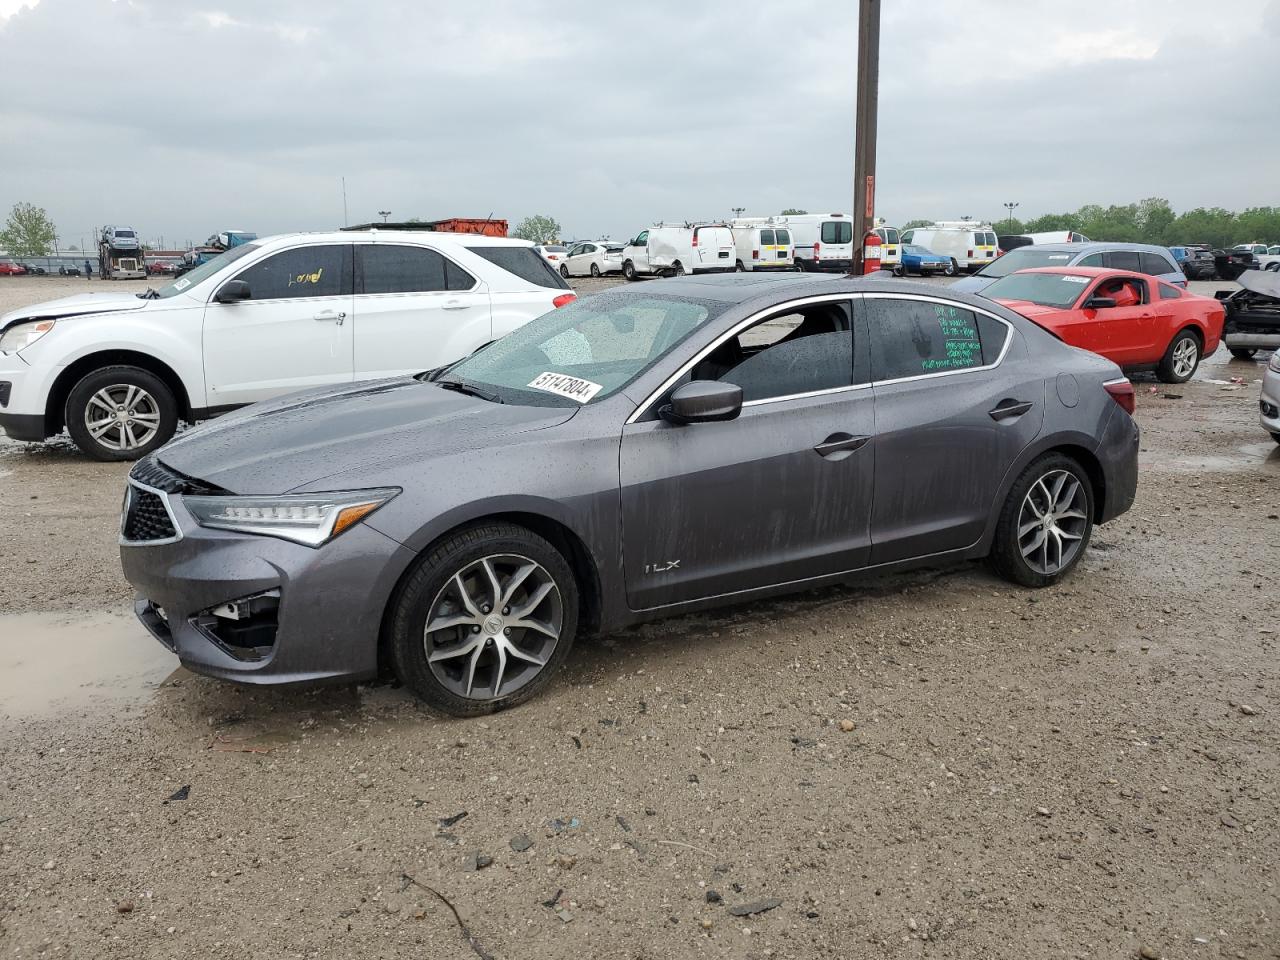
xmin=400 ymin=874 xmax=494 ymax=960
xmin=463 ymin=851 xmax=493 ymax=871
xmin=727 ymin=898 xmax=783 ymax=917
xmin=705 ymin=890 xmax=722 ymax=904
xmin=509 ymin=834 xmax=533 ymax=852
xmin=164 ymin=785 xmax=190 ymax=803
xmin=838 ymin=719 xmax=856 ymax=732
xmin=439 ymin=811 xmax=468 ymax=828
xmin=549 ymin=817 xmax=580 ymax=833
xmin=541 ymin=889 xmax=563 ymax=908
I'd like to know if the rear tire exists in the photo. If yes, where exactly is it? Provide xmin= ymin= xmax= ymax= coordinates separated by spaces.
xmin=589 ymin=263 xmax=601 ymax=278
xmin=735 ymin=260 xmax=746 ymax=272
xmin=1230 ymin=348 xmax=1258 ymax=360
xmin=672 ymin=261 xmax=685 ymax=277
xmin=989 ymin=454 xmax=1094 ymax=588
xmin=891 ymin=265 xmax=904 ymax=277
xmin=559 ymin=264 xmax=569 ymax=278
xmin=1157 ymin=329 xmax=1201 ymax=383
xmin=388 ymin=522 xmax=579 ymax=716
xmin=65 ymin=365 xmax=178 ymax=462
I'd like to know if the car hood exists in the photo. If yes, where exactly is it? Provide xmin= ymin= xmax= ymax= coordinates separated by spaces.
xmin=156 ymin=377 xmax=578 ymax=495
xmin=0 ymin=291 xmax=149 ymax=329
xmin=948 ymin=274 xmax=995 ymax=294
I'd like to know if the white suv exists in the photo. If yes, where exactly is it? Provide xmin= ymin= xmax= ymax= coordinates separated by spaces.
xmin=0 ymin=231 xmax=575 ymax=460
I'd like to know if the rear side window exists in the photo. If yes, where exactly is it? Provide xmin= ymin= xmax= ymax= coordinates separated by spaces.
xmin=1158 ymin=283 xmax=1182 ymax=300
xmin=1105 ymin=250 xmax=1142 ymax=272
xmin=868 ymin=298 xmax=1003 ymax=381
xmin=232 ymin=244 xmax=351 ymax=300
xmin=358 ymin=244 xmax=475 ymax=294
xmin=775 ymin=229 xmax=791 ymax=244
xmin=760 ymin=229 xmax=775 ymax=244
xmin=1140 ymin=252 xmax=1175 ymax=276
xmin=466 ymin=246 xmax=569 ymax=289
xmin=821 ymin=221 xmax=853 ymax=244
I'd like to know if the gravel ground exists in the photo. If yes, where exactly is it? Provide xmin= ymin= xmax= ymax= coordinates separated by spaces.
xmin=0 ymin=273 xmax=1277 ymax=959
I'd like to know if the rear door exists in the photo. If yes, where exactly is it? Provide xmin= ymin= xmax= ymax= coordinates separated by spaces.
xmin=865 ymin=293 xmax=1043 ymax=563
xmin=202 ymin=243 xmax=354 ymax=407
xmin=1139 ymin=250 xmax=1186 ymax=288
xmin=352 ymin=242 xmax=489 ymax=380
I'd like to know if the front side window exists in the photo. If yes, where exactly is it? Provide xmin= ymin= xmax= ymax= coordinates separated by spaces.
xmin=821 ymin=221 xmax=853 ymax=244
xmin=231 ymin=244 xmax=351 ymax=300
xmin=358 ymin=244 xmax=474 ymax=294
xmin=868 ymin=298 xmax=1004 ymax=381
xmin=691 ymin=301 xmax=853 ymax=403
xmin=441 ymin=293 xmax=724 ymax=407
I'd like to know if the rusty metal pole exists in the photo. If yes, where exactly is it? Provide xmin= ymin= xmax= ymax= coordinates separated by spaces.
xmin=851 ymin=0 xmax=880 ymax=273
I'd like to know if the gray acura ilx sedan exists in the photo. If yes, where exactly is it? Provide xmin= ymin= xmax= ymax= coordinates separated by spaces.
xmin=120 ymin=274 xmax=1138 ymax=715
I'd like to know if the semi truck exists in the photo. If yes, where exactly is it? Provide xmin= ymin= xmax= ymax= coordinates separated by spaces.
xmin=98 ymin=225 xmax=146 ymax=280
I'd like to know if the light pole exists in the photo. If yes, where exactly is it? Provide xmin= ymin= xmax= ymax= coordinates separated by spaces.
xmin=378 ymin=210 xmax=392 ymax=223
xmin=852 ymin=0 xmax=881 ymax=273
xmin=1003 ymin=201 xmax=1019 ymax=231
xmin=731 ymin=207 xmax=746 ymax=219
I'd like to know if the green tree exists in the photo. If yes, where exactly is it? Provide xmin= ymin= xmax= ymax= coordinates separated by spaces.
xmin=1136 ymin=197 xmax=1175 ymax=245
xmin=0 ymin=202 xmax=57 ymax=256
xmin=780 ymin=208 xmax=808 ymax=216
xmin=901 ymin=218 xmax=932 ymax=230
xmin=512 ymin=214 xmax=562 ymax=244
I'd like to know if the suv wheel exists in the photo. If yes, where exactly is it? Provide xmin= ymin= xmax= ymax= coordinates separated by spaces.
xmin=1157 ymin=330 xmax=1201 ymax=383
xmin=1229 ymin=348 xmax=1258 ymax=360
xmin=65 ymin=365 xmax=178 ymax=461
xmin=990 ymin=454 xmax=1094 ymax=588
xmin=389 ymin=523 xmax=579 ymax=716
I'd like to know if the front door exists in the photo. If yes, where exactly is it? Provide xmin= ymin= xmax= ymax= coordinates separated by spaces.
xmin=864 ymin=294 xmax=1044 ymax=564
xmin=352 ymin=243 xmax=490 ymax=380
xmin=1067 ymin=275 xmax=1154 ymax=366
xmin=620 ymin=298 xmax=873 ymax=609
xmin=630 ymin=232 xmax=651 ymax=273
xmin=202 ymin=243 xmax=354 ymax=407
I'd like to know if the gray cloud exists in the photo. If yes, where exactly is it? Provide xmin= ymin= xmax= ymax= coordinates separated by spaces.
xmin=1 ymin=0 xmax=1277 ymax=247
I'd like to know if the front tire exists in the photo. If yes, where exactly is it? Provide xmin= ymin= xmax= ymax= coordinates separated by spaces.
xmin=944 ymin=259 xmax=959 ymax=277
xmin=1230 ymin=347 xmax=1258 ymax=360
xmin=1157 ymin=330 xmax=1201 ymax=383
xmin=389 ymin=523 xmax=579 ymax=716
xmin=989 ymin=454 xmax=1094 ymax=588
xmin=65 ymin=365 xmax=177 ymax=461
xmin=891 ymin=265 xmax=904 ymax=277
xmin=622 ymin=260 xmax=637 ymax=281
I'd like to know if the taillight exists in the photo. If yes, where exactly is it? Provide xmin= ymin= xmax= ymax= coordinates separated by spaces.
xmin=691 ymin=233 xmax=698 ymax=247
xmin=552 ymin=294 xmax=576 ymax=309
xmin=1104 ymin=378 xmax=1135 ymax=415
xmin=752 ymin=249 xmax=759 ymax=260
xmin=967 ymin=249 xmax=974 ymax=258
xmin=814 ymin=241 xmax=821 ymax=260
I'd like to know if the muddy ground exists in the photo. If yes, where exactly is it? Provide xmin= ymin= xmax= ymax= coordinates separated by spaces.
xmin=0 ymin=274 xmax=1277 ymax=959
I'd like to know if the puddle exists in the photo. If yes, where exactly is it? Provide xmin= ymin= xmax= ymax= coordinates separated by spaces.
xmin=1141 ymin=441 xmax=1280 ymax=473
xmin=0 ymin=609 xmax=178 ymax=722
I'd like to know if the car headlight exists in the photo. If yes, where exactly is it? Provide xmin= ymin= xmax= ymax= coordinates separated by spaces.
xmin=0 ymin=319 xmax=55 ymax=353
xmin=182 ymin=488 xmax=399 ymax=547
xmin=1269 ymin=351 xmax=1280 ymax=373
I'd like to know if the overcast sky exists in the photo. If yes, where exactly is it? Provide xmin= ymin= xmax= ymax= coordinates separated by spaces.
xmin=1 ymin=0 xmax=1277 ymax=247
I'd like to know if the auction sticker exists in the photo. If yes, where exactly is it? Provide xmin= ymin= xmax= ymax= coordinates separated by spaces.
xmin=527 ymin=371 xmax=603 ymax=403
xmin=1061 ymin=275 xmax=1089 ymax=283
xmin=173 ymin=278 xmax=191 ymax=290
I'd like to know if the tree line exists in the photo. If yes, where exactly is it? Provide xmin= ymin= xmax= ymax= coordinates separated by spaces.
xmin=903 ymin=198 xmax=1280 ymax=249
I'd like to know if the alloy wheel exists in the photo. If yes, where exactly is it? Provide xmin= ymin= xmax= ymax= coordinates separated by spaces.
xmin=84 ymin=384 xmax=162 ymax=451
xmin=1017 ymin=469 xmax=1088 ymax=575
xmin=1172 ymin=338 xmax=1198 ymax=379
xmin=423 ymin=554 xmax=563 ymax=701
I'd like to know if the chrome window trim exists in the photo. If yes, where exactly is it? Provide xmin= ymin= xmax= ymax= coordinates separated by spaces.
xmin=119 ymin=479 xmax=184 ymax=547
xmin=862 ymin=292 xmax=1013 ymax=387
xmin=625 ymin=293 xmax=859 ymax=424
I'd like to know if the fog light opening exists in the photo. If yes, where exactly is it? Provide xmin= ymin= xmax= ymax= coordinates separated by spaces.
xmin=191 ymin=590 xmax=280 ymax=661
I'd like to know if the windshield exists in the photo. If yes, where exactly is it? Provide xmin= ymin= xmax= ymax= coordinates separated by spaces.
xmin=148 ymin=243 xmax=261 ymax=299
xmin=542 ymin=245 xmax=567 ymax=253
xmin=438 ymin=292 xmax=725 ymax=407
xmin=974 ymin=247 xmax=1076 ymax=278
xmin=984 ymin=272 xmax=1090 ymax=308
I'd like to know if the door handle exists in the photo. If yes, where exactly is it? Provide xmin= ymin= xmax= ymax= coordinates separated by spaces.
xmin=314 ymin=310 xmax=346 ymax=326
xmin=988 ymin=399 xmax=1033 ymax=421
xmin=442 ymin=299 xmax=468 ymax=311
xmin=813 ymin=433 xmax=870 ymax=460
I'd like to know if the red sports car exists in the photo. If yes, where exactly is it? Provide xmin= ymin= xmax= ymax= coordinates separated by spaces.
xmin=985 ymin=266 xmax=1224 ymax=383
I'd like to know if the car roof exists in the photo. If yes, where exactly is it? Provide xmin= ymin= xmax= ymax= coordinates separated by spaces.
xmin=603 ymin=272 xmax=1004 ymax=305
xmin=1013 ymin=266 xmax=1115 ymax=277
xmin=254 ymin=230 xmax=537 ymax=250
xmin=1018 ymin=241 xmax=1173 ymax=255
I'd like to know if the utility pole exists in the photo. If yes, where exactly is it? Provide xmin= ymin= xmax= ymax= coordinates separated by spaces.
xmin=1003 ymin=201 xmax=1019 ymax=230
xmin=852 ymin=0 xmax=880 ymax=273
xmin=341 ymin=177 xmax=349 ymax=227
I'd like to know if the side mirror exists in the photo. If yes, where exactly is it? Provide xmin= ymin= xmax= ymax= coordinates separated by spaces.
xmin=1084 ymin=296 xmax=1116 ymax=310
xmin=214 ymin=279 xmax=251 ymax=303
xmin=660 ymin=380 xmax=743 ymax=425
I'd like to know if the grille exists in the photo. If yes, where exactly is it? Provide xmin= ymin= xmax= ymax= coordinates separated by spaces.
xmin=122 ymin=486 xmax=177 ymax=542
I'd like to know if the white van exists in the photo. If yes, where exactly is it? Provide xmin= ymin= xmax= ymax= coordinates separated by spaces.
xmin=1023 ymin=231 xmax=1090 ymax=244
xmin=729 ymin=218 xmax=795 ymax=271
xmin=899 ymin=222 xmax=998 ymax=272
xmin=621 ymin=224 xmax=735 ymax=279
xmin=872 ymin=224 xmax=901 ymax=267
xmin=783 ymin=213 xmax=855 ymax=272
